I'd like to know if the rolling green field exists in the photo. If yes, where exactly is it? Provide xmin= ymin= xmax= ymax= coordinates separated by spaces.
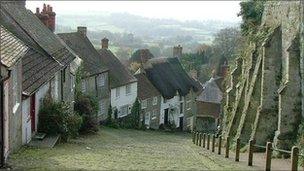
xmin=8 ymin=127 xmax=254 ymax=170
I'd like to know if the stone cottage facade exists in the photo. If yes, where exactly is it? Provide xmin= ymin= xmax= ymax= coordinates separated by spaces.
xmin=0 ymin=1 xmax=79 ymax=162
xmin=0 ymin=25 xmax=29 ymax=163
xmin=58 ymin=27 xmax=110 ymax=121
xmin=143 ymin=57 xmax=200 ymax=131
xmin=134 ymin=72 xmax=161 ymax=129
xmin=196 ymin=77 xmax=223 ymax=133
xmin=98 ymin=39 xmax=138 ymax=118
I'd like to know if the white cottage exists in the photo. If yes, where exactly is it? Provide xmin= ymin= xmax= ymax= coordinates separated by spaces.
xmin=98 ymin=38 xmax=137 ymax=118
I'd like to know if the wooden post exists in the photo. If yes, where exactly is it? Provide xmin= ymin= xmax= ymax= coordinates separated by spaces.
xmin=207 ymin=134 xmax=210 ymax=150
xmin=218 ymin=135 xmax=222 ymax=155
xmin=291 ymin=146 xmax=299 ymax=171
xmin=265 ymin=142 xmax=272 ymax=171
xmin=212 ymin=134 xmax=215 ymax=152
xmin=235 ymin=138 xmax=240 ymax=162
xmin=196 ymin=132 xmax=199 ymax=145
xmin=248 ymin=139 xmax=255 ymax=166
xmin=199 ymin=133 xmax=202 ymax=146
xmin=225 ymin=136 xmax=230 ymax=158
xmin=203 ymin=133 xmax=206 ymax=148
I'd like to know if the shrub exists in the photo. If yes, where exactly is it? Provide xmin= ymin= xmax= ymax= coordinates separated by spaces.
xmin=38 ymin=98 xmax=82 ymax=142
xmin=118 ymin=98 xmax=141 ymax=129
xmin=105 ymin=105 xmax=119 ymax=128
xmin=74 ymin=94 xmax=99 ymax=133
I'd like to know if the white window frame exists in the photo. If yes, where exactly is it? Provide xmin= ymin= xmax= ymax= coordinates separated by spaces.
xmin=153 ymin=97 xmax=157 ymax=106
xmin=152 ymin=109 xmax=157 ymax=120
xmin=126 ymin=84 xmax=131 ymax=95
xmin=145 ymin=112 xmax=151 ymax=125
xmin=116 ymin=87 xmax=120 ymax=98
xmin=119 ymin=105 xmax=128 ymax=117
xmin=141 ymin=99 xmax=147 ymax=109
xmin=97 ymin=74 xmax=105 ymax=87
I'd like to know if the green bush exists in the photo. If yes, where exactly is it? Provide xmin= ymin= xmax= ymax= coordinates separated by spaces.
xmin=105 ymin=105 xmax=119 ymax=128
xmin=74 ymin=94 xmax=99 ymax=133
xmin=118 ymin=98 xmax=141 ymax=129
xmin=38 ymin=98 xmax=82 ymax=142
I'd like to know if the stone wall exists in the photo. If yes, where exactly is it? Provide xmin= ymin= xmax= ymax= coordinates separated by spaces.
xmin=223 ymin=1 xmax=303 ymax=150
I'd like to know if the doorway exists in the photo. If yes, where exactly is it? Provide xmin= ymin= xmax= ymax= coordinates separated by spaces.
xmin=30 ymin=95 xmax=35 ymax=132
xmin=179 ymin=116 xmax=184 ymax=131
xmin=164 ymin=108 xmax=169 ymax=125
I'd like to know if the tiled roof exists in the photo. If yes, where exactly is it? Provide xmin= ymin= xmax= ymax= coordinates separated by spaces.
xmin=1 ymin=2 xmax=75 ymax=66
xmin=0 ymin=25 xmax=28 ymax=68
xmin=144 ymin=57 xmax=200 ymax=99
xmin=98 ymin=49 xmax=137 ymax=89
xmin=196 ymin=77 xmax=223 ymax=104
xmin=58 ymin=32 xmax=108 ymax=76
xmin=22 ymin=49 xmax=62 ymax=96
xmin=0 ymin=2 xmax=78 ymax=95
xmin=134 ymin=73 xmax=160 ymax=100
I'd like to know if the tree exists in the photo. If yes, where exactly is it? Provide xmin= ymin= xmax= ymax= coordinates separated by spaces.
xmin=211 ymin=27 xmax=244 ymax=74
xmin=238 ymin=0 xmax=266 ymax=36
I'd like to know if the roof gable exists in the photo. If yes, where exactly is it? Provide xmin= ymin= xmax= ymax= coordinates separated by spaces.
xmin=1 ymin=2 xmax=75 ymax=66
xmin=98 ymin=49 xmax=137 ymax=88
xmin=196 ymin=77 xmax=223 ymax=104
xmin=58 ymin=32 xmax=108 ymax=76
xmin=134 ymin=73 xmax=160 ymax=100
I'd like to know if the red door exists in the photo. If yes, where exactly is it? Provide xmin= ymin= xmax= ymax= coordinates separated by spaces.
xmin=30 ymin=95 xmax=35 ymax=132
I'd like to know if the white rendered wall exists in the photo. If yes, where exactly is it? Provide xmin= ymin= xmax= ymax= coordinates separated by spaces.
xmin=110 ymin=82 xmax=137 ymax=117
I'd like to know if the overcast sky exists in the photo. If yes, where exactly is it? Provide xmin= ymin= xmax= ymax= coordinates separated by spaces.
xmin=26 ymin=1 xmax=241 ymax=22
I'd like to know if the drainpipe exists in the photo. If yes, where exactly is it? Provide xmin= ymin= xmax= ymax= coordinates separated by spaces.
xmin=0 ymin=79 xmax=4 ymax=168
xmin=300 ymin=0 xmax=304 ymax=118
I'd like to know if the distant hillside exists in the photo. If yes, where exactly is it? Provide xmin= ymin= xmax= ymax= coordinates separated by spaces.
xmin=55 ymin=12 xmax=240 ymax=58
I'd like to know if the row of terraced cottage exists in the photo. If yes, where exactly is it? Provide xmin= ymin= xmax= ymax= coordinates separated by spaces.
xmin=0 ymin=0 xmax=225 ymax=164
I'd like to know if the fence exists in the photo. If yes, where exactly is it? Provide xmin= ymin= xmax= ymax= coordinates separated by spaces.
xmin=191 ymin=131 xmax=303 ymax=171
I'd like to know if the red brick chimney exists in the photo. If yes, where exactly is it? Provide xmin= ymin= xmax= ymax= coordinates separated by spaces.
xmin=77 ymin=26 xmax=87 ymax=37
xmin=35 ymin=4 xmax=56 ymax=32
xmin=102 ymin=38 xmax=109 ymax=49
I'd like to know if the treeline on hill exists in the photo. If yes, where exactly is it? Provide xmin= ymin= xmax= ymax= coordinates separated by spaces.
xmin=180 ymin=27 xmax=244 ymax=83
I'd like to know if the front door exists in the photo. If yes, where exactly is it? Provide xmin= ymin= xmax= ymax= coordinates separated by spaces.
xmin=164 ymin=108 xmax=169 ymax=125
xmin=30 ymin=95 xmax=35 ymax=132
xmin=22 ymin=99 xmax=32 ymax=144
xmin=179 ymin=117 xmax=184 ymax=131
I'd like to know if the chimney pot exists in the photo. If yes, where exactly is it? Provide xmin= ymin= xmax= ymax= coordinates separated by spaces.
xmin=77 ymin=26 xmax=87 ymax=37
xmin=101 ymin=38 xmax=109 ymax=49
xmin=36 ymin=7 xmax=40 ymax=14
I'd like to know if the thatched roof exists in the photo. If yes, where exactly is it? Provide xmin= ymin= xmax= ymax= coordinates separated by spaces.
xmin=144 ymin=57 xmax=200 ymax=99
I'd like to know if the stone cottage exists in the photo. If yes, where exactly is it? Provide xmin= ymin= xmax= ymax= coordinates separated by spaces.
xmin=0 ymin=25 xmax=29 ymax=164
xmin=98 ymin=38 xmax=138 ymax=118
xmin=143 ymin=57 xmax=200 ymax=131
xmin=0 ymin=1 xmax=79 ymax=158
xmin=58 ymin=27 xmax=110 ymax=121
xmin=196 ymin=77 xmax=223 ymax=133
xmin=134 ymin=71 xmax=161 ymax=129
